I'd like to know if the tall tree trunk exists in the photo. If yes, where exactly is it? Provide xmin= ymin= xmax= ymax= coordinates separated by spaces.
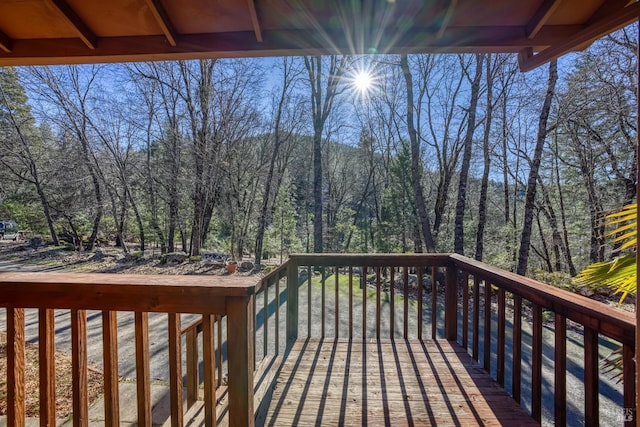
xmin=454 ymin=54 xmax=484 ymax=255
xmin=304 ymin=56 xmax=346 ymax=253
xmin=516 ymin=60 xmax=558 ymax=276
xmin=552 ymin=138 xmax=576 ymax=275
xmin=475 ymin=55 xmax=494 ymax=261
xmin=36 ymin=183 xmax=59 ymax=246
xmin=400 ymin=54 xmax=436 ymax=252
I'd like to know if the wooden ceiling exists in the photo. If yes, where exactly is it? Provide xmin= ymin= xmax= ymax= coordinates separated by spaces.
xmin=0 ymin=0 xmax=637 ymax=70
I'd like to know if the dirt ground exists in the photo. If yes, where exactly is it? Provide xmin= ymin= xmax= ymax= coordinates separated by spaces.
xmin=0 ymin=240 xmax=262 ymax=276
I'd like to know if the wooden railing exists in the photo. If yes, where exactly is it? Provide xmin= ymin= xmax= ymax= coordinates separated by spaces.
xmin=0 ymin=272 xmax=256 ymax=427
xmin=283 ymin=253 xmax=636 ymax=426
xmin=449 ymin=254 xmax=636 ymax=427
xmin=1 ymin=254 xmax=635 ymax=426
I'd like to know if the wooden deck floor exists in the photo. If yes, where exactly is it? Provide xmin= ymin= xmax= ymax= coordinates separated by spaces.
xmin=264 ymin=339 xmax=538 ymax=426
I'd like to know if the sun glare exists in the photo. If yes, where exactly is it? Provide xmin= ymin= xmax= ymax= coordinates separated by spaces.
xmin=354 ymin=71 xmax=373 ymax=92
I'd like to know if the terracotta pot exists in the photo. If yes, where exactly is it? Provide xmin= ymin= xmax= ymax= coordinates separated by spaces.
xmin=226 ymin=262 xmax=237 ymax=274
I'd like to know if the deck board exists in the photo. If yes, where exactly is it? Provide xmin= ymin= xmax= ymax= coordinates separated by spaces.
xmin=265 ymin=339 xmax=538 ymax=426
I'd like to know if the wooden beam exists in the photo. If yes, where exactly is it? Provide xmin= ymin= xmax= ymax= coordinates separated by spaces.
xmin=247 ymin=0 xmax=263 ymax=42
xmin=526 ymin=0 xmax=562 ymax=39
xmin=519 ymin=1 xmax=640 ymax=71
xmin=0 ymin=25 xmax=583 ymax=66
xmin=144 ymin=0 xmax=177 ymax=46
xmin=46 ymin=0 xmax=97 ymax=49
xmin=0 ymin=29 xmax=12 ymax=53
xmin=436 ymin=0 xmax=458 ymax=39
xmin=587 ymin=0 xmax=635 ymax=25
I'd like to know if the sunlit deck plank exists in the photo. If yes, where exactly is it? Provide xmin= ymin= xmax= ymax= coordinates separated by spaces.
xmin=265 ymin=339 xmax=537 ymax=426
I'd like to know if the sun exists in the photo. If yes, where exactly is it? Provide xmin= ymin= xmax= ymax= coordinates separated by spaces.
xmin=353 ymin=71 xmax=373 ymax=92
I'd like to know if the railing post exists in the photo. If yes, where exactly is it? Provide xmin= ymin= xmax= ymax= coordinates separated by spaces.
xmin=444 ymin=263 xmax=458 ymax=341
xmin=227 ymin=294 xmax=255 ymax=427
xmin=286 ymin=259 xmax=299 ymax=351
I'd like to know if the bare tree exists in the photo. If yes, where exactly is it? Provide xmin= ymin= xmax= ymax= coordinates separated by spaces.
xmin=453 ymin=54 xmax=484 ymax=255
xmin=400 ymin=54 xmax=436 ymax=252
xmin=517 ymin=60 xmax=558 ymax=276
xmin=304 ymin=55 xmax=348 ymax=253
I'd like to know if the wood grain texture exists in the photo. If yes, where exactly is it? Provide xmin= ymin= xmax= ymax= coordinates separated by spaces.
xmin=0 ymin=272 xmax=256 ymax=314
xmin=286 ymin=262 xmax=299 ymax=349
xmin=71 ymin=309 xmax=88 ymax=427
xmin=431 ymin=267 xmax=438 ymax=340
xmin=531 ymin=304 xmax=542 ymax=423
xmin=135 ymin=312 xmax=152 ymax=427
xmin=483 ymin=281 xmax=491 ymax=372
xmin=203 ymin=314 xmax=218 ymax=427
xmin=266 ymin=339 xmax=537 ymax=426
xmin=102 ymin=310 xmax=120 ymax=425
xmin=186 ymin=327 xmax=199 ymax=408
xmin=227 ymin=295 xmax=255 ymax=427
xmin=583 ymin=326 xmax=599 ymax=427
xmin=472 ymin=276 xmax=479 ymax=361
xmin=444 ymin=266 xmax=457 ymax=340
xmin=335 ymin=266 xmax=339 ymax=338
xmin=496 ymin=288 xmax=505 ymax=387
xmin=461 ymin=272 xmax=469 ymax=349
xmin=7 ymin=307 xmax=25 ymax=427
xmin=39 ymin=308 xmax=56 ymax=427
xmin=417 ymin=266 xmax=423 ymax=340
xmin=168 ymin=313 xmax=183 ymax=427
xmin=389 ymin=267 xmax=394 ymax=339
xmin=554 ymin=314 xmax=567 ymax=427
xmin=512 ymin=295 xmax=522 ymax=403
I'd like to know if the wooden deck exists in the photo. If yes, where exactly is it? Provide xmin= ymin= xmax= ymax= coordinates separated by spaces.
xmin=264 ymin=339 xmax=538 ymax=426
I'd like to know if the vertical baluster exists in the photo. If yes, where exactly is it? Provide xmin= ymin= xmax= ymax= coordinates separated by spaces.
xmin=307 ymin=266 xmax=312 ymax=338
xmin=7 ymin=307 xmax=25 ymax=427
xmin=253 ymin=293 xmax=257 ymax=370
xmin=203 ymin=314 xmax=218 ymax=427
xmin=497 ymin=288 xmax=505 ymax=386
xmin=39 ymin=308 xmax=56 ymax=427
xmin=472 ymin=276 xmax=479 ymax=360
xmin=321 ymin=266 xmax=326 ymax=338
xmin=431 ymin=267 xmax=437 ymax=340
xmin=363 ymin=266 xmax=368 ymax=338
xmin=531 ymin=304 xmax=542 ymax=423
xmin=403 ymin=266 xmax=408 ymax=339
xmin=186 ymin=325 xmax=198 ymax=408
xmin=483 ymin=282 xmax=491 ymax=372
xmin=135 ymin=312 xmax=152 ymax=427
xmin=417 ymin=266 xmax=423 ymax=340
xmin=71 ymin=309 xmax=88 ymax=426
xmin=103 ymin=310 xmax=120 ymax=425
xmin=168 ymin=313 xmax=183 ymax=427
xmin=335 ymin=266 xmax=340 ymax=338
xmin=275 ymin=276 xmax=280 ymax=355
xmin=264 ymin=278 xmax=269 ymax=357
xmin=512 ymin=295 xmax=522 ymax=403
xmin=554 ymin=314 xmax=567 ymax=427
xmin=623 ymin=344 xmax=635 ymax=426
xmin=584 ymin=326 xmax=599 ymax=427
xmin=462 ymin=272 xmax=469 ymax=349
xmin=217 ymin=316 xmax=223 ymax=388
xmin=444 ymin=266 xmax=458 ymax=341
xmin=349 ymin=267 xmax=353 ymax=339
xmin=389 ymin=267 xmax=395 ymax=339
xmin=376 ymin=266 xmax=381 ymax=339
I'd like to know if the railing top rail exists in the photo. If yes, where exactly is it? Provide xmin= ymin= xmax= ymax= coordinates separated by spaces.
xmin=450 ymin=254 xmax=636 ymax=345
xmin=289 ymin=253 xmax=452 ymax=267
xmin=257 ymin=259 xmax=290 ymax=292
xmin=0 ymin=271 xmax=257 ymax=314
